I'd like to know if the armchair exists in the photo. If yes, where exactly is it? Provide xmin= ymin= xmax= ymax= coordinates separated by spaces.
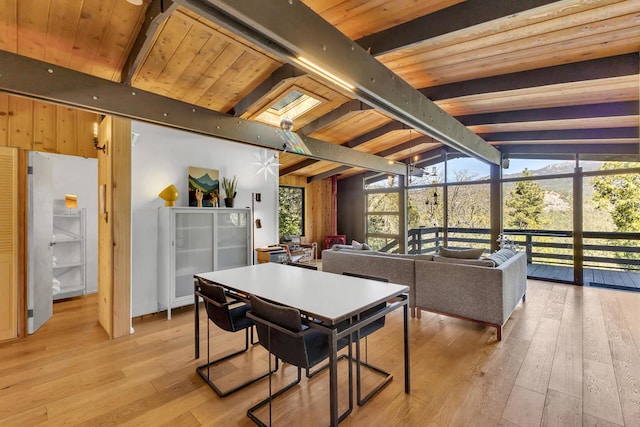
xmin=281 ymin=235 xmax=316 ymax=264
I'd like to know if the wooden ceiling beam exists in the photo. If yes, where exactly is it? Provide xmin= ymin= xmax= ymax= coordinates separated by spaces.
xmin=422 ymin=54 xmax=640 ymax=101
xmin=480 ymin=127 xmax=639 ymax=142
xmin=279 ymin=158 xmax=319 ymax=176
xmin=307 ymin=165 xmax=352 ymax=183
xmin=375 ymin=135 xmax=434 ymax=158
xmin=279 ymin=119 xmax=408 ymax=175
xmin=121 ymin=0 xmax=177 ymax=84
xmin=299 ymin=99 xmax=372 ymax=136
xmin=458 ymin=101 xmax=640 ymax=126
xmin=500 ymin=143 xmax=640 ymax=156
xmin=343 ymin=121 xmax=405 ymax=148
xmin=0 ymin=51 xmax=406 ymax=176
xmin=356 ymin=0 xmax=557 ymax=56
xmin=178 ymin=0 xmax=501 ymax=165
xmin=231 ymin=63 xmax=306 ymax=116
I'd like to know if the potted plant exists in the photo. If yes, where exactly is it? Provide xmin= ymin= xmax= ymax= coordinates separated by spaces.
xmin=222 ymin=175 xmax=238 ymax=207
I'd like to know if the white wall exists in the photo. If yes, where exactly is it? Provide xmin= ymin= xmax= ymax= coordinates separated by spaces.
xmin=131 ymin=122 xmax=279 ymax=316
xmin=44 ymin=153 xmax=99 ymax=294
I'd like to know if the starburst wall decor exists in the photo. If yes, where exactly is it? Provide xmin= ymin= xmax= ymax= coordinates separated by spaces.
xmin=253 ymin=149 xmax=280 ymax=180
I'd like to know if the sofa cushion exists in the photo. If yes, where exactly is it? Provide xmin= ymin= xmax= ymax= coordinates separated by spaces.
xmin=484 ymin=248 xmax=517 ymax=266
xmin=438 ymin=247 xmax=485 ymax=259
xmin=376 ymin=252 xmax=434 ymax=261
xmin=433 ymin=255 xmax=495 ymax=267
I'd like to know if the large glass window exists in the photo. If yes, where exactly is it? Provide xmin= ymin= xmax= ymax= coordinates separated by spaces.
xmin=503 ymin=173 xmax=574 ymax=281
xmin=363 ymin=152 xmax=639 ymax=287
xmin=446 ymin=156 xmax=490 ymax=183
xmin=278 ymin=186 xmax=304 ymax=237
xmin=583 ymin=165 xmax=640 ymax=285
xmin=365 ymin=174 xmax=400 ymax=189
xmin=365 ymin=190 xmax=401 ymax=252
xmin=447 ymin=183 xmax=491 ymax=252
xmin=407 ymin=186 xmax=444 ymax=254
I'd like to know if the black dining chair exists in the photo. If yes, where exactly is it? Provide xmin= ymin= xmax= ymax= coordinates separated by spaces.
xmin=246 ymin=295 xmax=353 ymax=426
xmin=341 ymin=272 xmax=393 ymax=406
xmin=195 ymin=278 xmax=275 ymax=397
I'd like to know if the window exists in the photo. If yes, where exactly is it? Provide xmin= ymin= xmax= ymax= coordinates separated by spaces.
xmin=365 ymin=190 xmax=401 ymax=252
xmin=255 ymin=87 xmax=325 ymax=127
xmin=279 ymin=186 xmax=304 ymax=237
xmin=446 ymin=155 xmax=490 ymax=183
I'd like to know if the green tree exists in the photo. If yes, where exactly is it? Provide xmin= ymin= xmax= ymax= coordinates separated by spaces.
xmin=505 ymin=169 xmax=545 ymax=229
xmin=592 ymin=163 xmax=640 ymax=232
xmin=408 ymin=200 xmax=420 ymax=229
xmin=278 ymin=186 xmax=303 ymax=236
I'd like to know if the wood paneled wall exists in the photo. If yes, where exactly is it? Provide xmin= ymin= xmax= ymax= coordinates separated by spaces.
xmin=0 ymin=146 xmax=18 ymax=341
xmin=0 ymin=93 xmax=99 ymax=158
xmin=279 ymin=175 xmax=332 ymax=258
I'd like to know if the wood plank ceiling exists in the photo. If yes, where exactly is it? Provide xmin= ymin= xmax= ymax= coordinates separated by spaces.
xmin=0 ymin=0 xmax=638 ymax=181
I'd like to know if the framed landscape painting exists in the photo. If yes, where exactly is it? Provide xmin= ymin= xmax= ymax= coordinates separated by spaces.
xmin=188 ymin=166 xmax=220 ymax=207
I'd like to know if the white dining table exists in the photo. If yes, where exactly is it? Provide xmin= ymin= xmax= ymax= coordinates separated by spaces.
xmin=194 ymin=262 xmax=411 ymax=426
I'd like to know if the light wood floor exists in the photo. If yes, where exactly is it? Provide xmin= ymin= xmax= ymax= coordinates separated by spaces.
xmin=1 ymin=279 xmax=639 ymax=426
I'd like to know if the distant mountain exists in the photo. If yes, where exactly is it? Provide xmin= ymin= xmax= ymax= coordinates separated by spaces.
xmin=504 ymin=160 xmax=601 ymax=179
xmin=189 ymin=173 xmax=219 ymax=192
xmin=502 ymin=160 xmax=607 ymax=197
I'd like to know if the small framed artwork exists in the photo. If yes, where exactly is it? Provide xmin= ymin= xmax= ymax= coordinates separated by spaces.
xmin=188 ymin=166 xmax=220 ymax=207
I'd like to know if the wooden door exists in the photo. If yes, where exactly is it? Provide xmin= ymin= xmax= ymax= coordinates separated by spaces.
xmin=0 ymin=146 xmax=18 ymax=341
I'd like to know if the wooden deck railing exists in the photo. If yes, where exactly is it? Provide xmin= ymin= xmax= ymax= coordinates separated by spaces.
xmin=403 ymin=227 xmax=640 ymax=272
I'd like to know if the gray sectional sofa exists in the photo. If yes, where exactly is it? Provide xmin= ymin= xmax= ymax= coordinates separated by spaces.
xmin=321 ymin=247 xmax=527 ymax=340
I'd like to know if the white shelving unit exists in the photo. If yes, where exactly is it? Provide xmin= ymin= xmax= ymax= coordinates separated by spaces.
xmin=52 ymin=208 xmax=87 ymax=300
xmin=158 ymin=207 xmax=251 ymax=318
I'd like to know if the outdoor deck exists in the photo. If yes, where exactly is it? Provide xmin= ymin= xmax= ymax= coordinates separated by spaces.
xmin=527 ymin=263 xmax=640 ymax=290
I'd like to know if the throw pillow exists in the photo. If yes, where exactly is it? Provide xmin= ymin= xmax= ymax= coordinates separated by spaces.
xmin=352 ymin=240 xmax=364 ymax=250
xmin=331 ymin=244 xmax=353 ymax=250
xmin=484 ymin=248 xmax=516 ymax=266
xmin=438 ymin=246 xmax=485 ymax=259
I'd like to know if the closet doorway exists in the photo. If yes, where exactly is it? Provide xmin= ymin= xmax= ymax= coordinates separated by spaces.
xmin=27 ymin=152 xmax=98 ymax=334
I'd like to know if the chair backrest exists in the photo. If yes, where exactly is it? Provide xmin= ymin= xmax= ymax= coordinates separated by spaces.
xmin=198 ymin=279 xmax=234 ymax=332
xmin=250 ymin=295 xmax=319 ymax=369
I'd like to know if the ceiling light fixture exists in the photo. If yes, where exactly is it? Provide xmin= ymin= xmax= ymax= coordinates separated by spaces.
xmin=126 ymin=0 xmax=143 ymax=5
xmin=297 ymin=57 xmax=355 ymax=91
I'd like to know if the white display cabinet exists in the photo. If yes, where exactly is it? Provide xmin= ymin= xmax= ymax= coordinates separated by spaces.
xmin=158 ymin=207 xmax=252 ymax=318
xmin=52 ymin=208 xmax=87 ymax=300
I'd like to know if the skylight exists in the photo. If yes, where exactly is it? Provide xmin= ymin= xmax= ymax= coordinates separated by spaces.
xmin=255 ymin=88 xmax=323 ymax=127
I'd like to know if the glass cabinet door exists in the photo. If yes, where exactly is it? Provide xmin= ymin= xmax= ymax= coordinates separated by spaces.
xmin=215 ymin=211 xmax=248 ymax=270
xmin=174 ymin=212 xmax=213 ymax=299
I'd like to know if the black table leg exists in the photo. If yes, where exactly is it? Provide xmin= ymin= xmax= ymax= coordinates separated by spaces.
xmin=404 ymin=298 xmax=410 ymax=393
xmin=195 ymin=282 xmax=200 ymax=359
xmin=329 ymin=328 xmax=338 ymax=426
